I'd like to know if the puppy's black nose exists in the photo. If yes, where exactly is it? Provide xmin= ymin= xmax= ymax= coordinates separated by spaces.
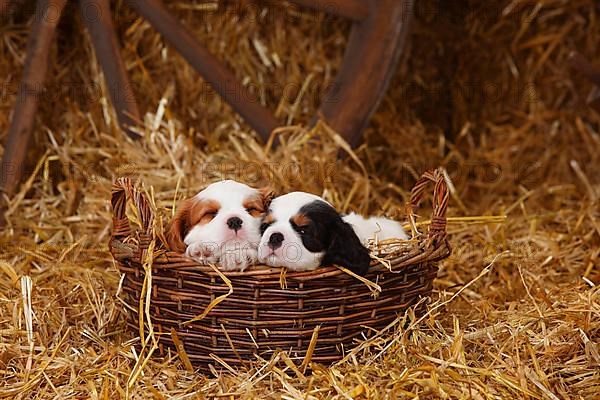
xmin=268 ymin=232 xmax=284 ymax=250
xmin=227 ymin=217 xmax=243 ymax=232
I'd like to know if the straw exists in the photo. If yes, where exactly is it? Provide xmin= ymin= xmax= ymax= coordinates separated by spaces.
xmin=0 ymin=1 xmax=599 ymax=398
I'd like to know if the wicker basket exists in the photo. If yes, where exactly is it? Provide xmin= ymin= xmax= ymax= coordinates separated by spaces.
xmin=109 ymin=168 xmax=451 ymax=372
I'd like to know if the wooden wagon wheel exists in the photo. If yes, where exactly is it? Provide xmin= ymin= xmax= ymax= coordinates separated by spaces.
xmin=0 ymin=0 xmax=414 ymax=223
xmin=568 ymin=51 xmax=600 ymax=113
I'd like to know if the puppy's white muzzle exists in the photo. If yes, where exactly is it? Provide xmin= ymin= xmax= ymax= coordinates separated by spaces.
xmin=258 ymin=226 xmax=322 ymax=270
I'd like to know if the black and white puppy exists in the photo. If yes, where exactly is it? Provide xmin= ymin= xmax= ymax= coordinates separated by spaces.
xmin=257 ymin=192 xmax=372 ymax=275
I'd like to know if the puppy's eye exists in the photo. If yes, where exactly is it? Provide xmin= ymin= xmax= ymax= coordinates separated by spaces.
xmin=246 ymin=207 xmax=258 ymax=214
xmin=205 ymin=211 xmax=217 ymax=217
xmin=296 ymin=226 xmax=307 ymax=235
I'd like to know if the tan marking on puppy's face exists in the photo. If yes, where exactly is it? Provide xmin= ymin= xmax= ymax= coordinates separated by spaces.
xmin=193 ymin=199 xmax=220 ymax=225
xmin=243 ymin=196 xmax=265 ymax=218
xmin=166 ymin=198 xmax=221 ymax=252
xmin=262 ymin=213 xmax=275 ymax=225
xmin=291 ymin=213 xmax=310 ymax=228
xmin=243 ymin=186 xmax=275 ymax=217
xmin=259 ymin=187 xmax=275 ymax=208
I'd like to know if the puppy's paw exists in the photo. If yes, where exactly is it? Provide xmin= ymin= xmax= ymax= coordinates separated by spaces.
xmin=185 ymin=242 xmax=218 ymax=265
xmin=244 ymin=248 xmax=259 ymax=268
xmin=219 ymin=248 xmax=258 ymax=271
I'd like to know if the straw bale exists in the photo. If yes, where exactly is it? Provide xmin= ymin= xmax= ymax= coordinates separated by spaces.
xmin=0 ymin=1 xmax=599 ymax=398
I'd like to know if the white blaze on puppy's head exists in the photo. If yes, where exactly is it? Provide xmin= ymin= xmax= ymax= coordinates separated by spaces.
xmin=166 ymin=180 xmax=274 ymax=271
xmin=257 ymin=192 xmax=371 ymax=275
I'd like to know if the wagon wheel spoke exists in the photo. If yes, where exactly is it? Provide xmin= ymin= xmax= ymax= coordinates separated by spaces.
xmin=0 ymin=0 xmax=18 ymax=17
xmin=568 ymin=51 xmax=600 ymax=113
xmin=317 ymin=0 xmax=414 ymax=148
xmin=286 ymin=0 xmax=369 ymax=21
xmin=0 ymin=0 xmax=10 ymax=15
xmin=127 ymin=0 xmax=279 ymax=142
xmin=0 ymin=0 xmax=67 ymax=207
xmin=80 ymin=0 xmax=142 ymax=140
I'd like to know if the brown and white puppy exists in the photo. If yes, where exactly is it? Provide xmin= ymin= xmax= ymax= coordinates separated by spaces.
xmin=257 ymin=192 xmax=372 ymax=275
xmin=166 ymin=180 xmax=273 ymax=271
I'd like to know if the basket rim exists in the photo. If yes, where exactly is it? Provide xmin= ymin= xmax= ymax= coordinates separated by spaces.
xmin=109 ymin=168 xmax=451 ymax=278
xmin=111 ymin=240 xmax=451 ymax=280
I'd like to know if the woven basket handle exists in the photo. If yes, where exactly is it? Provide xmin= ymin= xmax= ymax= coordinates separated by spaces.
xmin=409 ymin=167 xmax=449 ymax=241
xmin=110 ymin=177 xmax=154 ymax=243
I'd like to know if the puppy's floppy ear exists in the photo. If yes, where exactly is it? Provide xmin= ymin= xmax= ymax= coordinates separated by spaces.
xmin=322 ymin=217 xmax=371 ymax=276
xmin=165 ymin=199 xmax=195 ymax=253
xmin=258 ymin=187 xmax=275 ymax=209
